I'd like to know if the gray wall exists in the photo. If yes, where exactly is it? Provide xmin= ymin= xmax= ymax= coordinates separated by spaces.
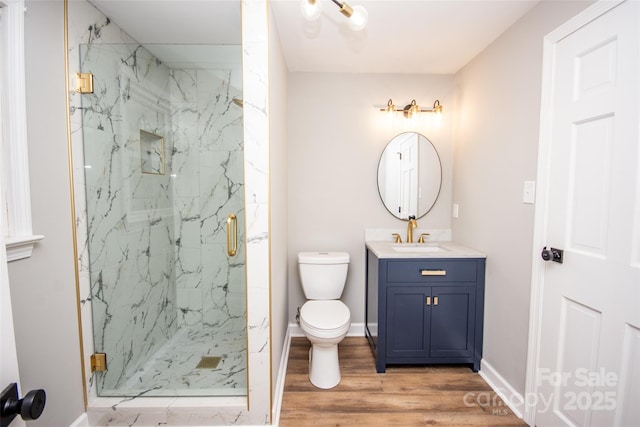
xmin=7 ymin=1 xmax=86 ymax=426
xmin=452 ymin=0 xmax=592 ymax=395
xmin=268 ymin=5 xmax=289 ymax=410
xmin=287 ymin=73 xmax=455 ymax=324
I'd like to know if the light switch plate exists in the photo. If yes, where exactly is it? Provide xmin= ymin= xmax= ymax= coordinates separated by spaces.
xmin=452 ymin=203 xmax=459 ymax=218
xmin=523 ymin=181 xmax=536 ymax=204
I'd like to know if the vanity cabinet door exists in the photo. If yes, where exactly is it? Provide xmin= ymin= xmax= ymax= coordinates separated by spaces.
xmin=365 ymin=249 xmax=486 ymax=373
xmin=429 ymin=286 xmax=476 ymax=358
xmin=386 ymin=285 xmax=475 ymax=360
xmin=386 ymin=286 xmax=430 ymax=358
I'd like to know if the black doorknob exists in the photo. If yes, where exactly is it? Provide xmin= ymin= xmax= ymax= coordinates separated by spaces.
xmin=541 ymin=246 xmax=564 ymax=264
xmin=17 ymin=389 xmax=46 ymax=420
xmin=1 ymin=383 xmax=46 ymax=427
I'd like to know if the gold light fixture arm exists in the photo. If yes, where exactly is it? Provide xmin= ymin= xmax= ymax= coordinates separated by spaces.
xmin=432 ymin=99 xmax=443 ymax=114
xmin=384 ymin=99 xmax=396 ymax=113
xmin=333 ymin=0 xmax=354 ymax=17
xmin=302 ymin=0 xmax=368 ymax=30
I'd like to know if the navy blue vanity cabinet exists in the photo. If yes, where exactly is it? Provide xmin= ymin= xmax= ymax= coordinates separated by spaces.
xmin=365 ymin=250 xmax=486 ymax=373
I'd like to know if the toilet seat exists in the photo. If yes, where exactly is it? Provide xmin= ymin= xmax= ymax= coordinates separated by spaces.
xmin=300 ymin=300 xmax=350 ymax=338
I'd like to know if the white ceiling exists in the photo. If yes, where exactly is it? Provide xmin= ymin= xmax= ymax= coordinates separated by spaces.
xmin=88 ymin=0 xmax=242 ymax=68
xmin=88 ymin=0 xmax=539 ymax=75
xmin=270 ymin=0 xmax=539 ymax=74
xmin=88 ymin=0 xmax=241 ymax=45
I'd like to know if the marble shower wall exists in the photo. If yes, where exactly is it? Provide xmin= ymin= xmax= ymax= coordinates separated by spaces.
xmin=80 ymin=42 xmax=178 ymax=392
xmin=169 ymin=68 xmax=246 ymax=332
xmin=76 ymin=5 xmax=245 ymax=394
xmin=69 ymin=1 xmax=269 ymax=422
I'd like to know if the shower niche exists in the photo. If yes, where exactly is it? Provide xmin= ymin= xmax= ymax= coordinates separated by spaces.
xmin=140 ymin=130 xmax=165 ymax=175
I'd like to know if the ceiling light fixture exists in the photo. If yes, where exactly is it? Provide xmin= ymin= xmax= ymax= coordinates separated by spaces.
xmin=380 ymin=99 xmax=444 ymax=119
xmin=300 ymin=0 xmax=368 ymax=31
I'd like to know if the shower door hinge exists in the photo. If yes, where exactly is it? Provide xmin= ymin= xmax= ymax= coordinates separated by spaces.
xmin=90 ymin=353 xmax=107 ymax=372
xmin=75 ymin=72 xmax=94 ymax=94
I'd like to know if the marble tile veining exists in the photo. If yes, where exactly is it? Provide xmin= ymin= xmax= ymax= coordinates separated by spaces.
xmin=81 ymin=41 xmax=179 ymax=393
xmin=105 ymin=326 xmax=247 ymax=397
xmin=69 ymin=0 xmax=270 ymax=423
xmin=74 ymin=0 xmax=246 ymax=399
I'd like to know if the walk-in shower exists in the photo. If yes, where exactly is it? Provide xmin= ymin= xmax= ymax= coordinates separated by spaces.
xmin=75 ymin=3 xmax=246 ymax=398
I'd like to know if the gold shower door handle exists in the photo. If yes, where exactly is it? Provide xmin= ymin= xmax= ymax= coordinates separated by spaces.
xmin=227 ymin=213 xmax=237 ymax=256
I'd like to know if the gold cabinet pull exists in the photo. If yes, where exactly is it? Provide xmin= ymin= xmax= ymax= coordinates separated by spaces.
xmin=227 ymin=213 xmax=237 ymax=256
xmin=426 ymin=296 xmax=431 ymax=306
xmin=434 ymin=296 xmax=439 ymax=306
xmin=421 ymin=269 xmax=446 ymax=276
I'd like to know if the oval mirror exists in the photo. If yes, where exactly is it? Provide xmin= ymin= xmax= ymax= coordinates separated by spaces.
xmin=377 ymin=132 xmax=442 ymax=219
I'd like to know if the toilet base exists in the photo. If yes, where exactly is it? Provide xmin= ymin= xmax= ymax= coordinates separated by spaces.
xmin=308 ymin=343 xmax=341 ymax=389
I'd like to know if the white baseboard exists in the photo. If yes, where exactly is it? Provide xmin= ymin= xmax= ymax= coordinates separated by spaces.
xmin=288 ymin=322 xmax=365 ymax=338
xmin=69 ymin=413 xmax=89 ymax=427
xmin=271 ymin=327 xmax=292 ymax=426
xmin=479 ymin=359 xmax=526 ymax=420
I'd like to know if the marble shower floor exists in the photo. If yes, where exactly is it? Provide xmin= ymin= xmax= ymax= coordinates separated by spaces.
xmin=101 ymin=327 xmax=247 ymax=397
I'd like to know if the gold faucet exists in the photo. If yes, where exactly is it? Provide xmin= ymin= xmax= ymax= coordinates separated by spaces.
xmin=407 ymin=216 xmax=418 ymax=243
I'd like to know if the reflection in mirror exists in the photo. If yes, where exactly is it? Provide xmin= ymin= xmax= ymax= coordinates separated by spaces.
xmin=377 ymin=132 xmax=442 ymax=219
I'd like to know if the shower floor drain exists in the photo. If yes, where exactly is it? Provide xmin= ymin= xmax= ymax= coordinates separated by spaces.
xmin=196 ymin=356 xmax=222 ymax=369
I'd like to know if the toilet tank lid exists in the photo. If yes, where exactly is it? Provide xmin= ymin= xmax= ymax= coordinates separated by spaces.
xmin=298 ymin=252 xmax=350 ymax=264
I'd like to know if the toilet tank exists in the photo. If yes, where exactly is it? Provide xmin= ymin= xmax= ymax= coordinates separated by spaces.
xmin=298 ymin=252 xmax=350 ymax=300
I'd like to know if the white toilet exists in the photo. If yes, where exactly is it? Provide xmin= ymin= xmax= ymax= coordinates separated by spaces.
xmin=298 ymin=251 xmax=351 ymax=389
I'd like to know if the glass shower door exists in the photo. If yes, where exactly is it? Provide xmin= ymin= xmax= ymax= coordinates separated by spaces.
xmin=80 ymin=41 xmax=246 ymax=397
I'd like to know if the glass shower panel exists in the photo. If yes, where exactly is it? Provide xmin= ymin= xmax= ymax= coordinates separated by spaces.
xmin=80 ymin=42 xmax=246 ymax=397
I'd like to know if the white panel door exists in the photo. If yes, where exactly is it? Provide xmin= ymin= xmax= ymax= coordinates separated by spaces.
xmin=1 ymin=142 xmax=26 ymax=427
xmin=399 ymin=136 xmax=418 ymax=218
xmin=536 ymin=2 xmax=640 ymax=426
xmin=1 ymin=6 xmax=25 ymax=423
xmin=0 ymin=236 xmax=26 ymax=427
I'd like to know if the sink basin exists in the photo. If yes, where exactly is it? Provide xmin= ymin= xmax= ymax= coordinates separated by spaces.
xmin=392 ymin=245 xmax=447 ymax=253
xmin=366 ymin=240 xmax=485 ymax=259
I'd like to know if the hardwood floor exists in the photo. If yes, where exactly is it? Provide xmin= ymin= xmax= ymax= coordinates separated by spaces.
xmin=279 ymin=337 xmax=527 ymax=427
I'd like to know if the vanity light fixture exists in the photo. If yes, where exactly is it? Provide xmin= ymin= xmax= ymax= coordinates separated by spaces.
xmin=384 ymin=99 xmax=396 ymax=113
xmin=300 ymin=0 xmax=369 ymax=31
xmin=380 ymin=99 xmax=444 ymax=119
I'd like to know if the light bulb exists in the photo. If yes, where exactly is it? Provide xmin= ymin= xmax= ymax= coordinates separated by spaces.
xmin=300 ymin=0 xmax=321 ymax=21
xmin=348 ymin=4 xmax=368 ymax=31
xmin=385 ymin=99 xmax=396 ymax=114
xmin=432 ymin=100 xmax=443 ymax=126
xmin=433 ymin=110 xmax=443 ymax=127
xmin=407 ymin=100 xmax=420 ymax=119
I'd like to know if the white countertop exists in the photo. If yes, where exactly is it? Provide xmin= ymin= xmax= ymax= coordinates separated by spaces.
xmin=366 ymin=241 xmax=486 ymax=259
